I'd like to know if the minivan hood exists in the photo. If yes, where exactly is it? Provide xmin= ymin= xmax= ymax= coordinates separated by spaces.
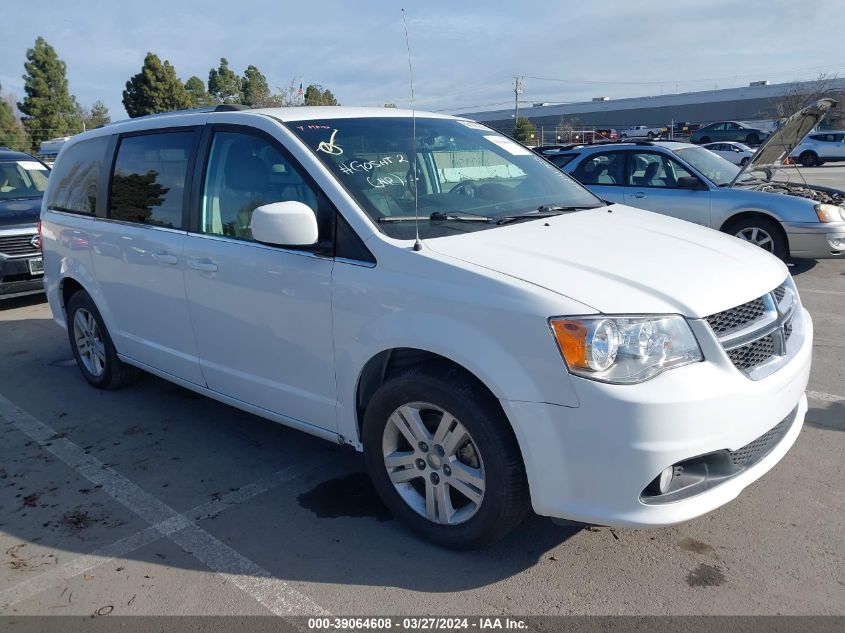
xmin=731 ymin=97 xmax=837 ymax=186
xmin=0 ymin=196 xmax=42 ymax=228
xmin=425 ymin=205 xmax=786 ymax=318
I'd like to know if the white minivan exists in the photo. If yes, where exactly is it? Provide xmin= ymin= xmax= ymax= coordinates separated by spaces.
xmin=41 ymin=105 xmax=812 ymax=549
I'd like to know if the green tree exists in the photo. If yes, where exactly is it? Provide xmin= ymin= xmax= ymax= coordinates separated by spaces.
xmin=512 ymin=117 xmax=536 ymax=145
xmin=242 ymin=65 xmax=278 ymax=107
xmin=17 ymin=37 xmax=79 ymax=148
xmin=208 ymin=58 xmax=242 ymax=104
xmin=75 ymin=100 xmax=110 ymax=130
xmin=303 ymin=84 xmax=338 ymax=106
xmin=0 ymin=88 xmax=31 ymax=152
xmin=122 ymin=53 xmax=192 ymax=118
xmin=185 ymin=76 xmax=213 ymax=107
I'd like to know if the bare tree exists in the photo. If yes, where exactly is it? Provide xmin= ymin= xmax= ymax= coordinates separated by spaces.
xmin=774 ymin=73 xmax=844 ymax=126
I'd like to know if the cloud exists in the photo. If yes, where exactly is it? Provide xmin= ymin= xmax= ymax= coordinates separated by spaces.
xmin=0 ymin=0 xmax=841 ymax=120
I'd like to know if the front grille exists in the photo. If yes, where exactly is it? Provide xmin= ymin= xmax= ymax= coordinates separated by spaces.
xmin=705 ymin=297 xmax=766 ymax=335
xmin=705 ymin=279 xmax=798 ymax=378
xmin=726 ymin=333 xmax=776 ymax=370
xmin=728 ymin=409 xmax=794 ymax=467
xmin=0 ymin=234 xmax=39 ymax=258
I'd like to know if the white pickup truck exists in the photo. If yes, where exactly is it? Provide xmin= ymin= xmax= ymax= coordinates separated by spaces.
xmin=620 ymin=124 xmax=665 ymax=139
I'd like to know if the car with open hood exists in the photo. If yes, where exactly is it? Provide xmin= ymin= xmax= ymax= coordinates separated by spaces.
xmin=0 ymin=148 xmax=49 ymax=299
xmin=41 ymin=105 xmax=812 ymax=548
xmin=556 ymin=98 xmax=844 ymax=260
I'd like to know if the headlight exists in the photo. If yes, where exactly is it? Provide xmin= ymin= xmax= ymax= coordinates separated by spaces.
xmin=815 ymin=203 xmax=845 ymax=222
xmin=550 ymin=315 xmax=703 ymax=384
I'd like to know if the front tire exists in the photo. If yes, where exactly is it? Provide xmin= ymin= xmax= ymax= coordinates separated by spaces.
xmin=66 ymin=290 xmax=140 ymax=389
xmin=800 ymin=151 xmax=818 ymax=167
xmin=698 ymin=136 xmax=711 ymax=144
xmin=746 ymin=133 xmax=760 ymax=145
xmin=724 ymin=216 xmax=788 ymax=260
xmin=363 ymin=363 xmax=529 ymax=549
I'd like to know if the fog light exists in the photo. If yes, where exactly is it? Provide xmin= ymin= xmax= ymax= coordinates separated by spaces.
xmin=658 ymin=466 xmax=674 ymax=494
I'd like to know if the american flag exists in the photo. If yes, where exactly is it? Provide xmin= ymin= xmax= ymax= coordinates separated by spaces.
xmin=297 ymin=82 xmax=303 ymax=96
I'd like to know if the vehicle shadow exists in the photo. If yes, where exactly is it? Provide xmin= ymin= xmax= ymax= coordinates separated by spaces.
xmin=805 ymin=398 xmax=845 ymax=433
xmin=0 ymin=293 xmax=46 ymax=311
xmin=0 ymin=309 xmax=582 ymax=597
xmin=787 ymin=259 xmax=817 ymax=276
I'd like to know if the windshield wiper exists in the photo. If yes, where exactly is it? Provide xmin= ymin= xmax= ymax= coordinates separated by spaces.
xmin=495 ymin=205 xmax=599 ymax=225
xmin=378 ymin=211 xmax=493 ymax=224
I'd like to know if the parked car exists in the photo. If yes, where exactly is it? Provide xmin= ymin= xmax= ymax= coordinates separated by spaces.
xmin=0 ymin=148 xmax=49 ymax=299
xmin=789 ymin=130 xmax=845 ymax=166
xmin=702 ymin=141 xmax=756 ymax=166
xmin=620 ymin=124 xmax=665 ymax=139
xmin=691 ymin=121 xmax=770 ymax=145
xmin=670 ymin=121 xmax=701 ymax=137
xmin=43 ymin=105 xmax=812 ymax=549
xmin=558 ymin=99 xmax=844 ymax=260
xmin=532 ymin=145 xmax=582 ymax=168
xmin=582 ymin=128 xmax=618 ymax=142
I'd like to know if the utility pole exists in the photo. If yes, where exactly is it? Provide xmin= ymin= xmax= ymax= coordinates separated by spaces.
xmin=513 ymin=76 xmax=523 ymax=126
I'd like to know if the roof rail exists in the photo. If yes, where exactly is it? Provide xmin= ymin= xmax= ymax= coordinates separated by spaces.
xmin=213 ymin=104 xmax=251 ymax=112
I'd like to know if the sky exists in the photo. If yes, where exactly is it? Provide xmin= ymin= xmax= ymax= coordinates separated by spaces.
xmin=1 ymin=0 xmax=843 ymax=121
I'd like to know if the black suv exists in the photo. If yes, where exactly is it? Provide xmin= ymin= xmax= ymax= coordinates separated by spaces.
xmin=0 ymin=147 xmax=50 ymax=299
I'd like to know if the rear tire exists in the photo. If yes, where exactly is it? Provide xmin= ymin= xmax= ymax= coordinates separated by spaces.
xmin=724 ymin=216 xmax=788 ymax=260
xmin=66 ymin=290 xmax=140 ymax=390
xmin=740 ymin=157 xmax=750 ymax=167
xmin=800 ymin=151 xmax=818 ymax=167
xmin=362 ymin=362 xmax=529 ymax=549
xmin=698 ymin=136 xmax=711 ymax=144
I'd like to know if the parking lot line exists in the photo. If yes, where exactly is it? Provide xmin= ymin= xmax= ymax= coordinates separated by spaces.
xmin=807 ymin=390 xmax=845 ymax=403
xmin=0 ymin=393 xmax=330 ymax=617
xmin=798 ymin=288 xmax=845 ymax=296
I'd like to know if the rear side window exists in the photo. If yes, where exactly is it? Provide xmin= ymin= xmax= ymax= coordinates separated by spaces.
xmin=572 ymin=152 xmax=625 ymax=185
xmin=46 ymin=137 xmax=108 ymax=214
xmin=547 ymin=153 xmax=576 ymax=168
xmin=110 ymin=131 xmax=194 ymax=229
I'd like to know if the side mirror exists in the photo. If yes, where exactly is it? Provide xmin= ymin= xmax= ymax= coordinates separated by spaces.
xmin=251 ymin=201 xmax=319 ymax=247
xmin=677 ymin=176 xmax=705 ymax=190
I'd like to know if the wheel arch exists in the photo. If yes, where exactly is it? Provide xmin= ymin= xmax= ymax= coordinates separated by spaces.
xmin=719 ymin=210 xmax=790 ymax=256
xmin=354 ymin=348 xmax=504 ymax=441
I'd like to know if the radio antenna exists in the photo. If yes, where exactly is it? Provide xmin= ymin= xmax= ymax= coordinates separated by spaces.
xmin=401 ymin=8 xmax=422 ymax=252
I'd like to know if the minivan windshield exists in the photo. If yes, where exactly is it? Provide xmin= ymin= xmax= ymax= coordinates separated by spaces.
xmin=287 ymin=117 xmax=603 ymax=239
xmin=0 ymin=160 xmax=49 ymax=200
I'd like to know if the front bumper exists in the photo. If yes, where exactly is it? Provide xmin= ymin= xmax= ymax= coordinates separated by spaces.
xmin=783 ymin=221 xmax=845 ymax=258
xmin=502 ymin=308 xmax=813 ymax=528
xmin=0 ymin=255 xmax=44 ymax=299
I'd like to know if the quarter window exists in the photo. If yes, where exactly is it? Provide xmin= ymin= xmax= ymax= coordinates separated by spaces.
xmin=201 ymin=131 xmax=329 ymax=243
xmin=572 ymin=152 xmax=625 ymax=185
xmin=46 ymin=137 xmax=107 ymax=214
xmin=110 ymin=131 xmax=194 ymax=229
xmin=628 ymin=152 xmax=697 ymax=188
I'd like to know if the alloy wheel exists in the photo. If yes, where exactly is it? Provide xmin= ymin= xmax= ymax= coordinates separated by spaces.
xmin=382 ymin=402 xmax=485 ymax=525
xmin=735 ymin=226 xmax=774 ymax=252
xmin=73 ymin=308 xmax=106 ymax=377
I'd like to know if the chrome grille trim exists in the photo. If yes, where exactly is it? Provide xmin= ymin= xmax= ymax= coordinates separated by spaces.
xmin=705 ymin=278 xmax=800 ymax=379
xmin=0 ymin=232 xmax=39 ymax=258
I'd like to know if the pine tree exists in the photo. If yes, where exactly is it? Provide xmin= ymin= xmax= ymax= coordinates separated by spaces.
xmin=0 ymin=88 xmax=31 ymax=152
xmin=512 ymin=117 xmax=536 ymax=145
xmin=122 ymin=53 xmax=192 ymax=118
xmin=303 ymin=85 xmax=339 ymax=106
xmin=208 ymin=58 xmax=242 ymax=104
xmin=17 ymin=37 xmax=79 ymax=148
xmin=75 ymin=100 xmax=110 ymax=130
xmin=242 ymin=65 xmax=278 ymax=107
xmin=185 ymin=76 xmax=213 ymax=107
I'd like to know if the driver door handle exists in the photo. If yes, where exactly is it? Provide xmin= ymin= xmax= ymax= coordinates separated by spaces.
xmin=187 ymin=258 xmax=218 ymax=272
xmin=631 ymin=192 xmax=646 ymax=199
